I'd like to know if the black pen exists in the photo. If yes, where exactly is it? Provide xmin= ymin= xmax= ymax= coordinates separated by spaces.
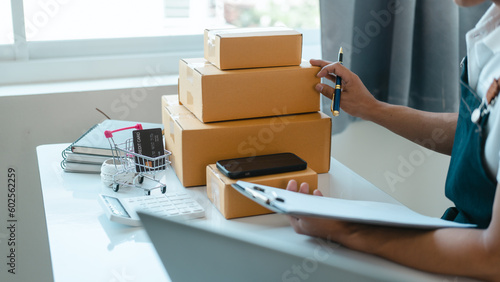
xmin=331 ymin=47 xmax=343 ymax=116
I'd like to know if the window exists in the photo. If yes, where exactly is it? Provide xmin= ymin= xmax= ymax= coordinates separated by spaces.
xmin=0 ymin=0 xmax=13 ymax=44
xmin=22 ymin=0 xmax=215 ymax=41
xmin=1 ymin=0 xmax=320 ymax=86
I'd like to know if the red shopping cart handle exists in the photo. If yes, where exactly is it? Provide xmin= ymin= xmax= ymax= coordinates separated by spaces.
xmin=104 ymin=124 xmax=143 ymax=138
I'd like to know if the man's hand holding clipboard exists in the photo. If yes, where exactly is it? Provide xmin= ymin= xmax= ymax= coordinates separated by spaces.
xmin=231 ymin=180 xmax=475 ymax=229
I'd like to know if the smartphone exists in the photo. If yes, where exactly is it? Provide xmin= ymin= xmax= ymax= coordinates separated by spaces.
xmin=216 ymin=152 xmax=307 ymax=179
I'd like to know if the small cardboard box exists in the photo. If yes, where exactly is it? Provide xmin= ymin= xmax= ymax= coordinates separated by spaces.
xmin=178 ymin=58 xmax=320 ymax=123
xmin=206 ymin=164 xmax=318 ymax=219
xmin=162 ymin=95 xmax=331 ymax=187
xmin=204 ymin=27 xmax=302 ymax=70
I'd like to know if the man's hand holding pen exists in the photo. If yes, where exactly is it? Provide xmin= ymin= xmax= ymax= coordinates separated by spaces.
xmin=309 ymin=58 xmax=378 ymax=121
xmin=332 ymin=47 xmax=343 ymax=116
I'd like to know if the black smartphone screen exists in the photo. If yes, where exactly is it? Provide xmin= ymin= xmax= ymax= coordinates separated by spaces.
xmin=216 ymin=152 xmax=307 ymax=179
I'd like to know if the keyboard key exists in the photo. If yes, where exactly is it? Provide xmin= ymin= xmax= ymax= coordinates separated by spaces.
xmin=122 ymin=192 xmax=205 ymax=222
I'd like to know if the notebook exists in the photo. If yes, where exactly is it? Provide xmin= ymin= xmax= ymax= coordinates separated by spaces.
xmin=232 ymin=181 xmax=477 ymax=229
xmin=60 ymin=151 xmax=110 ymax=173
xmin=61 ymin=120 xmax=163 ymax=173
xmin=138 ymin=212 xmax=363 ymax=281
xmin=139 ymin=207 xmax=460 ymax=281
xmin=68 ymin=120 xmax=163 ymax=156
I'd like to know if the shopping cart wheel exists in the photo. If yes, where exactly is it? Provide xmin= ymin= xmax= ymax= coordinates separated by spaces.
xmin=138 ymin=176 xmax=144 ymax=184
xmin=113 ymin=184 xmax=120 ymax=192
xmin=161 ymin=186 xmax=166 ymax=194
xmin=144 ymin=190 xmax=151 ymax=196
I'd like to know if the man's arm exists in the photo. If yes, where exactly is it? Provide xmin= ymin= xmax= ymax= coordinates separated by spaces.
xmin=310 ymin=59 xmax=457 ymax=155
xmin=288 ymin=181 xmax=500 ymax=281
xmin=368 ymin=103 xmax=458 ymax=155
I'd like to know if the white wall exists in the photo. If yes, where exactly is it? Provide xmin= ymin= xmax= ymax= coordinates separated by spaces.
xmin=331 ymin=120 xmax=454 ymax=217
xmin=0 ymin=80 xmax=176 ymax=282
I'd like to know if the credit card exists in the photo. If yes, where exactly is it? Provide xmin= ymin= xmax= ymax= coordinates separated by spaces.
xmin=132 ymin=128 xmax=164 ymax=172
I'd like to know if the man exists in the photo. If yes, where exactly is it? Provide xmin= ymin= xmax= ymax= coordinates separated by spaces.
xmin=288 ymin=0 xmax=500 ymax=280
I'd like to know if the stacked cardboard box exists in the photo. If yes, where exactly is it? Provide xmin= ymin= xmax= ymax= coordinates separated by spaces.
xmin=178 ymin=58 xmax=321 ymax=123
xmin=206 ymin=165 xmax=318 ymax=219
xmin=162 ymin=27 xmax=332 ymax=218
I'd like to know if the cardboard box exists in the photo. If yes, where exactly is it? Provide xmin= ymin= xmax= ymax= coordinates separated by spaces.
xmin=206 ymin=164 xmax=318 ymax=219
xmin=178 ymin=58 xmax=320 ymax=123
xmin=162 ymin=95 xmax=331 ymax=187
xmin=204 ymin=27 xmax=302 ymax=70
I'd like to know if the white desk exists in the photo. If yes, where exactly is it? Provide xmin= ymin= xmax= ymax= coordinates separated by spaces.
xmin=37 ymin=143 xmax=465 ymax=281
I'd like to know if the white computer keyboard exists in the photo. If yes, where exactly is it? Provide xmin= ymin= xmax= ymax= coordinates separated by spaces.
xmin=99 ymin=192 xmax=205 ymax=226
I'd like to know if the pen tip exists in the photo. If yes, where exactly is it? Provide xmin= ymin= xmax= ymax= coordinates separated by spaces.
xmin=339 ymin=47 xmax=343 ymax=53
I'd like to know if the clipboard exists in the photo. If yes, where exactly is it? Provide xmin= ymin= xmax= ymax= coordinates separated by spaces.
xmin=232 ymin=181 xmax=476 ymax=229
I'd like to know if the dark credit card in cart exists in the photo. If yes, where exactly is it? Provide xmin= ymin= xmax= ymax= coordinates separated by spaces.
xmin=132 ymin=128 xmax=165 ymax=172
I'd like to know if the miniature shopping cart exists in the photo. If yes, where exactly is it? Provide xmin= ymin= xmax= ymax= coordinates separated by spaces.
xmin=104 ymin=124 xmax=171 ymax=195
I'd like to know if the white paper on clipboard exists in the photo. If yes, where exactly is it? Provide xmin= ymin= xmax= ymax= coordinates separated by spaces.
xmin=232 ymin=181 xmax=476 ymax=229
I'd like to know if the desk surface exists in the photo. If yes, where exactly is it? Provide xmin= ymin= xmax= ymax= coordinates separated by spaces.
xmin=37 ymin=143 xmax=464 ymax=282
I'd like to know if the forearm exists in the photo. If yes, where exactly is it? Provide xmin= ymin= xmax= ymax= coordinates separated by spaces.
xmin=362 ymin=101 xmax=458 ymax=155
xmin=342 ymin=225 xmax=500 ymax=281
xmin=311 ymin=59 xmax=458 ymax=155
xmin=288 ymin=184 xmax=500 ymax=280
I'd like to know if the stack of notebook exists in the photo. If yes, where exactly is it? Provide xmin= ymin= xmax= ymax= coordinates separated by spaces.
xmin=61 ymin=120 xmax=163 ymax=173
